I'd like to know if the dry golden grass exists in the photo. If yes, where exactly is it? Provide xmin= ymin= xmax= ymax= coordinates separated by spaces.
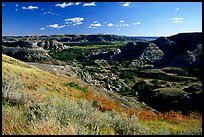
xmin=2 ymin=54 xmax=32 ymax=68
xmin=2 ymin=54 xmax=124 ymax=114
xmin=28 ymin=120 xmax=78 ymax=135
xmin=2 ymin=106 xmax=28 ymax=135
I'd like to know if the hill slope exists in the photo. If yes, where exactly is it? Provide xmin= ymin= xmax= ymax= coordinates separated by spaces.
xmin=2 ymin=54 xmax=202 ymax=135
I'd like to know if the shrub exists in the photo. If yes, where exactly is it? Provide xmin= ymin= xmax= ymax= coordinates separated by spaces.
xmin=64 ymin=82 xmax=88 ymax=93
xmin=2 ymin=75 xmax=28 ymax=105
xmin=23 ymin=97 xmax=144 ymax=135
xmin=2 ymin=91 xmax=202 ymax=135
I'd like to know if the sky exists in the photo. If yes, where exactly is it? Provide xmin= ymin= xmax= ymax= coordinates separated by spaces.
xmin=2 ymin=2 xmax=202 ymax=36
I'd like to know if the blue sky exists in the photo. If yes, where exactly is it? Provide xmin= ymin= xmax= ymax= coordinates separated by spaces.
xmin=2 ymin=2 xmax=202 ymax=36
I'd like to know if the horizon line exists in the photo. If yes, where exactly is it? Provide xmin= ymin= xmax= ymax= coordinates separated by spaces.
xmin=2 ymin=31 xmax=202 ymax=37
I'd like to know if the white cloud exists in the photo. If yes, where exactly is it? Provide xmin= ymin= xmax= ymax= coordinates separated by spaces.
xmin=2 ymin=3 xmax=5 ymax=6
xmin=92 ymin=23 xmax=101 ymax=27
xmin=94 ymin=21 xmax=98 ymax=23
xmin=120 ymin=20 xmax=125 ymax=23
xmin=133 ymin=22 xmax=141 ymax=25
xmin=55 ymin=2 xmax=74 ymax=8
xmin=107 ymin=23 xmax=114 ymax=26
xmin=22 ymin=6 xmax=38 ymax=10
xmin=75 ymin=2 xmax=81 ymax=6
xmin=65 ymin=17 xmax=84 ymax=25
xmin=40 ymin=28 xmax=45 ymax=30
xmin=89 ymin=23 xmax=101 ymax=28
xmin=46 ymin=24 xmax=65 ymax=29
xmin=122 ymin=24 xmax=129 ymax=26
xmin=175 ymin=8 xmax=180 ymax=11
xmin=83 ymin=2 xmax=96 ymax=7
xmin=43 ymin=11 xmax=59 ymax=16
xmin=73 ymin=22 xmax=82 ymax=26
xmin=172 ymin=17 xmax=184 ymax=23
xmin=65 ymin=22 xmax=71 ymax=25
xmin=120 ymin=2 xmax=131 ymax=7
xmin=15 ymin=9 xmax=18 ymax=11
xmin=88 ymin=26 xmax=96 ymax=29
xmin=16 ymin=4 xmax=18 ymax=7
xmin=116 ymin=24 xmax=129 ymax=27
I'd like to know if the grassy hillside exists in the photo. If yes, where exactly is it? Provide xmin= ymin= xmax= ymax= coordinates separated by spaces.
xmin=2 ymin=54 xmax=202 ymax=135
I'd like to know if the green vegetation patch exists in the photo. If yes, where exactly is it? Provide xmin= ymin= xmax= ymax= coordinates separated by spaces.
xmin=64 ymin=82 xmax=88 ymax=93
xmin=48 ymin=48 xmax=93 ymax=62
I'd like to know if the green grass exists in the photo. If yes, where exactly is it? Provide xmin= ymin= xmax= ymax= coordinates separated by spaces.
xmin=64 ymin=82 xmax=88 ymax=93
xmin=48 ymin=48 xmax=92 ymax=62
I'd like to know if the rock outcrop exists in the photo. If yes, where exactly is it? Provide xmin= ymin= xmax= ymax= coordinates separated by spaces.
xmin=17 ymin=40 xmax=39 ymax=49
xmin=139 ymin=43 xmax=164 ymax=63
xmin=151 ymin=33 xmax=202 ymax=74
xmin=3 ymin=40 xmax=68 ymax=50
xmin=168 ymin=32 xmax=202 ymax=52
xmin=168 ymin=44 xmax=202 ymax=69
xmin=120 ymin=42 xmax=142 ymax=59
xmin=37 ymin=40 xmax=68 ymax=50
xmin=3 ymin=40 xmax=39 ymax=49
xmin=2 ymin=47 xmax=51 ymax=63
xmin=120 ymin=42 xmax=164 ymax=63
xmin=152 ymin=36 xmax=178 ymax=65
